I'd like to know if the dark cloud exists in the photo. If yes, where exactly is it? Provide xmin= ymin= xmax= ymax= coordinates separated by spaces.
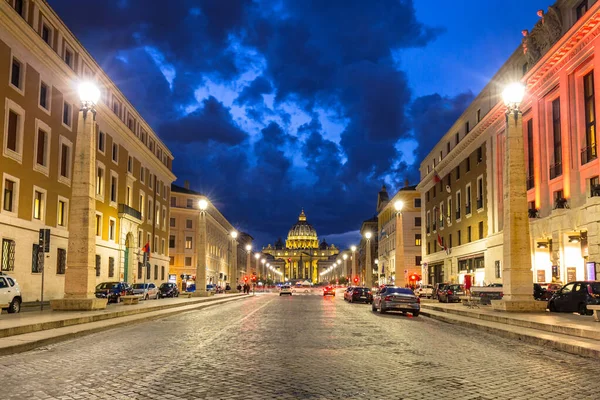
xmin=410 ymin=92 xmax=475 ymax=168
xmin=160 ymin=97 xmax=248 ymax=145
xmin=234 ymin=76 xmax=272 ymax=106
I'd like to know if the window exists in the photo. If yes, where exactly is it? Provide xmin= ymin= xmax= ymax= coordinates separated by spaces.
xmin=108 ymin=257 xmax=115 ymax=278
xmin=456 ymin=191 xmax=462 ymax=220
xmin=109 ymin=219 xmax=115 ymax=241
xmin=577 ymin=1 xmax=589 ymax=20
xmin=495 ymin=261 xmax=501 ymax=279
xmin=162 ymin=206 xmax=167 ymax=228
xmin=415 ymin=256 xmax=422 ymax=266
xmin=39 ymin=82 xmax=50 ymax=111
xmin=161 ymin=239 xmax=165 ymax=255
xmin=154 ymin=264 xmax=159 ymax=280
xmin=154 ymin=236 xmax=158 ymax=253
xmin=127 ymin=156 xmax=133 ymax=173
xmin=186 ymin=219 xmax=192 ymax=229
xmin=64 ymin=47 xmax=74 ymax=69
xmin=414 ymin=217 xmax=421 ymax=227
xmin=185 ymin=257 xmax=192 ymax=267
xmin=139 ymin=193 xmax=145 ymax=219
xmin=465 ymin=121 xmax=470 ymax=134
xmin=32 ymin=244 xmax=42 ymax=273
xmin=58 ymin=137 xmax=72 ymax=182
xmin=41 ymin=23 xmax=52 ymax=45
xmin=57 ymin=248 xmax=66 ymax=274
xmin=110 ymin=175 xmax=117 ymax=203
xmin=112 ymin=142 xmax=119 ymax=163
xmin=185 ymin=237 xmax=192 ymax=249
xmin=33 ymin=190 xmax=44 ymax=220
xmin=62 ymin=102 xmax=72 ymax=128
xmin=415 ymin=234 xmax=422 ymax=246
xmin=466 ymin=157 xmax=471 ymax=172
xmin=57 ymin=199 xmax=67 ymax=227
xmin=95 ymin=214 xmax=102 ymax=236
xmin=140 ymin=166 xmax=145 ymax=183
xmin=550 ymin=98 xmax=562 ymax=178
xmin=477 ymin=146 xmax=483 ymax=163
xmin=466 ymin=184 xmax=472 ymax=215
xmin=455 ymin=132 xmax=459 ymax=145
xmin=169 ymin=235 xmax=175 ymax=248
xmin=96 ymin=165 xmax=104 ymax=196
xmin=170 ymin=217 xmax=176 ymax=227
xmin=148 ymin=198 xmax=153 ymax=222
xmin=527 ymin=119 xmax=534 ymax=189
xmin=427 ymin=242 xmax=430 ymax=255
xmin=187 ymin=198 xmax=193 ymax=208
xmin=449 ymin=234 xmax=452 ymax=248
xmin=161 ymin=266 xmax=165 ymax=280
xmin=4 ymin=102 xmax=25 ymax=161
xmin=138 ymin=262 xmax=143 ymax=279
xmin=467 ymin=226 xmax=472 ymax=242
xmin=426 ymin=192 xmax=429 ymax=202
xmin=95 ymin=255 xmax=101 ymax=277
xmin=10 ymin=57 xmax=23 ymax=91
xmin=455 ymin=165 xmax=460 ymax=180
xmin=112 ymin=99 xmax=120 ymax=117
xmin=457 ymin=230 xmax=462 ymax=246
xmin=146 ymin=263 xmax=151 ymax=279
xmin=476 ymin=109 xmax=481 ymax=123
xmin=13 ymin=0 xmax=25 ymax=17
xmin=1 ymin=239 xmax=15 ymax=271
xmin=583 ymin=72 xmax=597 ymax=163
xmin=447 ymin=142 xmax=451 ymax=155
xmin=477 ymin=177 xmax=484 ymax=210
xmin=126 ymin=186 xmax=131 ymax=206
xmin=169 ymin=256 xmax=174 ymax=265
xmin=590 ymin=176 xmax=600 ymax=197
xmin=35 ymin=127 xmax=49 ymax=168
xmin=171 ymin=197 xmax=177 ymax=207
xmin=3 ymin=178 xmax=17 ymax=213
xmin=479 ymin=221 xmax=484 ymax=239
xmin=414 ymin=198 xmax=421 ymax=208
xmin=426 ymin=211 xmax=431 ymax=234
xmin=98 ymin=131 xmax=105 ymax=153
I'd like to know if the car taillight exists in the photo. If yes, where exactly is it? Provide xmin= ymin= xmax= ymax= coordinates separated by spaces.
xmin=367 ymin=291 xmax=371 ymax=295
xmin=417 ymin=297 xmax=421 ymax=303
xmin=588 ymin=285 xmax=594 ymax=296
xmin=121 ymin=291 xmax=126 ymax=296
xmin=447 ymin=290 xmax=453 ymax=295
xmin=500 ymin=292 xmax=503 ymax=297
xmin=384 ymin=296 xmax=391 ymax=301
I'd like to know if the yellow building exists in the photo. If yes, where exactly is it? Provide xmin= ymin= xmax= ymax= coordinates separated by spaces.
xmin=0 ymin=0 xmax=175 ymax=301
xmin=262 ymin=210 xmax=339 ymax=282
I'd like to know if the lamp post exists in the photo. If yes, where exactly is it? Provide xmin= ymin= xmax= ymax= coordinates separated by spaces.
xmin=493 ymin=82 xmax=538 ymax=311
xmin=394 ymin=200 xmax=405 ymax=288
xmin=192 ymin=198 xmax=210 ymax=297
xmin=261 ymin=258 xmax=266 ymax=282
xmin=230 ymin=231 xmax=238 ymax=290
xmin=52 ymin=82 xmax=106 ymax=310
xmin=365 ymin=232 xmax=372 ymax=287
xmin=351 ymin=245 xmax=357 ymax=284
xmin=254 ymin=253 xmax=260 ymax=280
xmin=245 ymin=243 xmax=252 ymax=279
xmin=336 ymin=259 xmax=342 ymax=281
xmin=342 ymin=253 xmax=348 ymax=282
xmin=375 ymin=259 xmax=380 ymax=285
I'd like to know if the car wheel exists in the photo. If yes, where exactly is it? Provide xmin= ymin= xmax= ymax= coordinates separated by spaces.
xmin=412 ymin=311 xmax=420 ymax=317
xmin=8 ymin=297 xmax=21 ymax=313
xmin=578 ymin=303 xmax=591 ymax=316
xmin=145 ymin=294 xmax=149 ymax=301
xmin=548 ymin=301 xmax=557 ymax=312
xmin=350 ymin=297 xmax=353 ymax=303
xmin=379 ymin=305 xmax=386 ymax=314
xmin=279 ymin=293 xmax=282 ymax=296
xmin=116 ymin=296 xmax=121 ymax=304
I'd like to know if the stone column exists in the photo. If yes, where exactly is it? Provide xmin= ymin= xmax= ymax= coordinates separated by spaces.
xmin=395 ymin=212 xmax=405 ymax=287
xmin=492 ymin=110 xmax=544 ymax=311
xmin=246 ymin=251 xmax=251 ymax=277
xmin=193 ymin=211 xmax=209 ymax=296
xmin=51 ymin=110 xmax=107 ymax=310
xmin=352 ymin=250 xmax=357 ymax=282
xmin=365 ymin=239 xmax=372 ymax=287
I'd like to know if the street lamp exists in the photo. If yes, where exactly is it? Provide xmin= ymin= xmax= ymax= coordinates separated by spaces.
xmin=496 ymin=82 xmax=534 ymax=311
xmin=198 ymin=199 xmax=208 ymax=211
xmin=53 ymin=81 xmax=105 ymax=311
xmin=342 ymin=253 xmax=348 ymax=281
xmin=230 ymin=230 xmax=239 ymax=291
xmin=245 ymin=244 xmax=252 ymax=285
xmin=394 ymin=199 xmax=405 ymax=288
xmin=375 ymin=258 xmax=380 ymax=285
xmin=364 ymin=231 xmax=372 ymax=287
xmin=350 ymin=245 xmax=357 ymax=284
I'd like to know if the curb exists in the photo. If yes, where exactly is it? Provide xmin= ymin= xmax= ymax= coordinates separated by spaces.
xmin=420 ymin=308 xmax=600 ymax=360
xmin=0 ymin=295 xmax=249 ymax=356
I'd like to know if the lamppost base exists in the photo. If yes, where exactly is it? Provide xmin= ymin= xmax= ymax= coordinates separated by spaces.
xmin=491 ymin=299 xmax=547 ymax=312
xmin=50 ymin=298 xmax=108 ymax=311
xmin=192 ymin=290 xmax=213 ymax=297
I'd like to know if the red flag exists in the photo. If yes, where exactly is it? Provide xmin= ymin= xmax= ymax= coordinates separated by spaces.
xmin=142 ymin=242 xmax=150 ymax=253
xmin=437 ymin=234 xmax=443 ymax=248
xmin=433 ymin=169 xmax=441 ymax=183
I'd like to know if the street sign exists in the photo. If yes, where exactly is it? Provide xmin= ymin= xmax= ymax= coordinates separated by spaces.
xmin=38 ymin=229 xmax=50 ymax=253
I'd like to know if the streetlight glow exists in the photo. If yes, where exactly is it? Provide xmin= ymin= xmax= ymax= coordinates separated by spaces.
xmin=231 ymin=231 xmax=238 ymax=239
xmin=337 ymin=259 xmax=341 ymax=265
xmin=245 ymin=244 xmax=252 ymax=251
xmin=351 ymin=245 xmax=356 ymax=252
xmin=78 ymin=81 xmax=100 ymax=105
xmin=343 ymin=254 xmax=348 ymax=260
xmin=365 ymin=232 xmax=372 ymax=239
xmin=394 ymin=200 xmax=404 ymax=212
xmin=502 ymin=82 xmax=525 ymax=110
xmin=198 ymin=199 xmax=208 ymax=211
xmin=255 ymin=253 xmax=260 ymax=259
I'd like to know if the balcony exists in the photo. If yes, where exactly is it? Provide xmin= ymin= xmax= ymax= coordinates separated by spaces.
xmin=118 ymin=203 xmax=142 ymax=221
xmin=581 ymin=145 xmax=597 ymax=165
xmin=554 ymin=197 xmax=569 ymax=210
xmin=526 ymin=175 xmax=534 ymax=190
xmin=465 ymin=203 xmax=471 ymax=215
xmin=549 ymin=162 xmax=562 ymax=180
xmin=476 ymin=197 xmax=483 ymax=210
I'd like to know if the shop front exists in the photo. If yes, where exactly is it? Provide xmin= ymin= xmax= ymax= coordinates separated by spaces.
xmin=427 ymin=262 xmax=444 ymax=285
xmin=457 ymin=254 xmax=485 ymax=286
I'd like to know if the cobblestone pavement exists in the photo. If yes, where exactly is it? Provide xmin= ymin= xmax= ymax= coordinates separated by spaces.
xmin=2 ymin=293 xmax=599 ymax=399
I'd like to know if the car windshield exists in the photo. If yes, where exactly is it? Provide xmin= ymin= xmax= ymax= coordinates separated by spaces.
xmin=386 ymin=287 xmax=414 ymax=295
xmin=590 ymin=283 xmax=600 ymax=294
xmin=281 ymin=286 xmax=290 ymax=289
xmin=96 ymin=282 xmax=118 ymax=290
xmin=132 ymin=284 xmax=147 ymax=289
xmin=353 ymin=287 xmax=368 ymax=292
xmin=160 ymin=283 xmax=171 ymax=288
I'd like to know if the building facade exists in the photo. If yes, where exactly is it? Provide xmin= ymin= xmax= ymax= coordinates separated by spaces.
xmin=262 ymin=210 xmax=339 ymax=283
xmin=418 ymin=0 xmax=600 ymax=286
xmin=357 ymin=217 xmax=378 ymax=287
xmin=0 ymin=0 xmax=174 ymax=301
xmin=376 ymin=185 xmax=422 ymax=286
xmin=169 ymin=183 xmax=245 ymax=291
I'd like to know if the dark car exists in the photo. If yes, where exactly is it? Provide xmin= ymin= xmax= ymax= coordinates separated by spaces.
xmin=438 ymin=284 xmax=464 ymax=303
xmin=548 ymin=281 xmax=600 ymax=315
xmin=95 ymin=282 xmax=133 ymax=303
xmin=533 ymin=283 xmax=546 ymax=300
xmin=158 ymin=282 xmax=180 ymax=298
xmin=323 ymin=286 xmax=336 ymax=296
xmin=345 ymin=287 xmax=373 ymax=303
xmin=432 ymin=283 xmax=448 ymax=300
xmin=372 ymin=286 xmax=420 ymax=316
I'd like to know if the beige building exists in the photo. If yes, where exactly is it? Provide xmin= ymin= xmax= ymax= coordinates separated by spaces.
xmin=417 ymin=0 xmax=600 ymax=286
xmin=0 ymin=0 xmax=174 ymax=301
xmin=376 ymin=184 xmax=422 ymax=286
xmin=169 ymin=183 xmax=245 ymax=290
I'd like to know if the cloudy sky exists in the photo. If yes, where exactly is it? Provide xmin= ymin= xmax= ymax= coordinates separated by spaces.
xmin=50 ymin=0 xmax=549 ymax=248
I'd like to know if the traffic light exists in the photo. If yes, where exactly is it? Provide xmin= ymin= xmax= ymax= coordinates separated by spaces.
xmin=353 ymin=276 xmax=359 ymax=284
xmin=244 ymin=276 xmax=248 ymax=282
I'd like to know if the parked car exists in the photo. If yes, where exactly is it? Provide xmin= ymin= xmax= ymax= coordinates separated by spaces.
xmin=346 ymin=287 xmax=373 ymax=303
xmin=323 ymin=286 xmax=336 ymax=296
xmin=372 ymin=286 xmax=420 ymax=316
xmin=471 ymin=284 xmax=503 ymax=304
xmin=541 ymin=283 xmax=562 ymax=301
xmin=95 ymin=282 xmax=133 ymax=303
xmin=547 ymin=281 xmax=600 ymax=315
xmin=132 ymin=283 xmax=159 ymax=300
xmin=280 ymin=285 xmax=292 ymax=296
xmin=415 ymin=284 xmax=434 ymax=298
xmin=0 ymin=273 xmax=22 ymax=313
xmin=533 ymin=283 xmax=546 ymax=301
xmin=158 ymin=282 xmax=179 ymax=298
xmin=438 ymin=284 xmax=464 ymax=303
xmin=343 ymin=287 xmax=355 ymax=301
xmin=432 ymin=283 xmax=448 ymax=300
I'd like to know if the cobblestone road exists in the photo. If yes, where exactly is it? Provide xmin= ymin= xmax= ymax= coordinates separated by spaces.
xmin=2 ymin=292 xmax=599 ymax=399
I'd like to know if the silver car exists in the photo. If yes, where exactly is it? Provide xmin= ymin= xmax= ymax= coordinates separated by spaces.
xmin=131 ymin=283 xmax=159 ymax=300
xmin=372 ymin=286 xmax=420 ymax=316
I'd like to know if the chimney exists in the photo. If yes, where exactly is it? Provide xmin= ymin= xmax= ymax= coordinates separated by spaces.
xmin=184 ymin=180 xmax=190 ymax=190
xmin=404 ymin=179 xmax=409 ymax=188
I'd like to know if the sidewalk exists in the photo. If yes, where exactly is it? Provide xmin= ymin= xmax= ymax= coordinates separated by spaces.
xmin=0 ymin=293 xmax=248 ymax=355
xmin=420 ymin=300 xmax=600 ymax=359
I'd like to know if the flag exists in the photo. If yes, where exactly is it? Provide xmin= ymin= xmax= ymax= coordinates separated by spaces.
xmin=433 ymin=169 xmax=441 ymax=183
xmin=142 ymin=242 xmax=150 ymax=253
xmin=437 ymin=234 xmax=450 ymax=255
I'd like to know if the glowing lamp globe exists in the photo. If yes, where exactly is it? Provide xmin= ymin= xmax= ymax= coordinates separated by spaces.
xmin=245 ymin=244 xmax=252 ymax=251
xmin=394 ymin=200 xmax=404 ymax=212
xmin=502 ymin=82 xmax=525 ymax=109
xmin=365 ymin=232 xmax=372 ymax=240
xmin=255 ymin=253 xmax=260 ymax=259
xmin=198 ymin=199 xmax=208 ymax=211
xmin=351 ymin=245 xmax=357 ymax=252
xmin=231 ymin=231 xmax=238 ymax=239
xmin=343 ymin=254 xmax=348 ymax=260
xmin=78 ymin=81 xmax=100 ymax=105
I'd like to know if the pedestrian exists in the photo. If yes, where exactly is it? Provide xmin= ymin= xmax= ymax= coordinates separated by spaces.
xmin=237 ymin=283 xmax=242 ymax=292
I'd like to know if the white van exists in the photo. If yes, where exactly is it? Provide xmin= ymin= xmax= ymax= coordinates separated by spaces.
xmin=280 ymin=285 xmax=292 ymax=296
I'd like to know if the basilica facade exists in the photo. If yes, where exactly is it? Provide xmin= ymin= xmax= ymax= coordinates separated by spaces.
xmin=262 ymin=210 xmax=339 ymax=282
